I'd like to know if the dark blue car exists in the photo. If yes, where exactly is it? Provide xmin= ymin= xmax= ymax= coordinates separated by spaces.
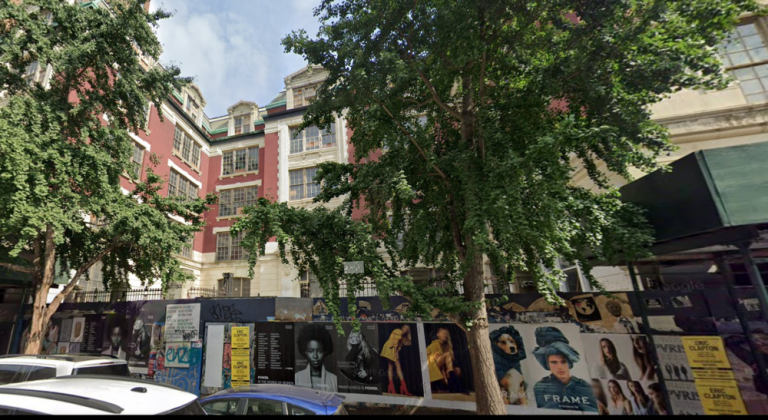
xmin=198 ymin=385 xmax=347 ymax=415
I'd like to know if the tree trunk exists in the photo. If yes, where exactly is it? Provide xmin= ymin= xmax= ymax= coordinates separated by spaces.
xmin=23 ymin=283 xmax=50 ymax=354
xmin=23 ymin=226 xmax=56 ymax=355
xmin=463 ymin=253 xmax=506 ymax=415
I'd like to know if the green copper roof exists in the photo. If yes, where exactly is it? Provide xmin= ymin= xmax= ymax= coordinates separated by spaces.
xmin=172 ymin=89 xmax=184 ymax=104
xmin=265 ymin=100 xmax=286 ymax=110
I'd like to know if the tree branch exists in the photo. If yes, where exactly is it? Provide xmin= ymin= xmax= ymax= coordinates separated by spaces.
xmin=374 ymin=99 xmax=449 ymax=181
xmin=47 ymin=238 xmax=121 ymax=316
xmin=415 ymin=67 xmax=463 ymax=121
xmin=0 ymin=262 xmax=34 ymax=273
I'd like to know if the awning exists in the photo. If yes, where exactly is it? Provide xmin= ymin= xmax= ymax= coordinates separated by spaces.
xmin=620 ymin=141 xmax=768 ymax=255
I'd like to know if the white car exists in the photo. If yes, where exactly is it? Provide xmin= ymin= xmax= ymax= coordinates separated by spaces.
xmin=0 ymin=354 xmax=130 ymax=384
xmin=0 ymin=375 xmax=206 ymax=415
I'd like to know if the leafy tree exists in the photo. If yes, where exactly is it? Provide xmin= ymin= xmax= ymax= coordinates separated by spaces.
xmin=247 ymin=0 xmax=758 ymax=414
xmin=0 ymin=0 xmax=215 ymax=354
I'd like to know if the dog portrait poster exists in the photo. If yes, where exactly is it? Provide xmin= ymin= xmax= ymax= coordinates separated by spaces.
xmin=489 ymin=324 xmax=528 ymax=406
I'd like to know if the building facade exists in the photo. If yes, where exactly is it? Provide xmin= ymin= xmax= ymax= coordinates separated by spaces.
xmin=5 ymin=0 xmax=768 ymax=302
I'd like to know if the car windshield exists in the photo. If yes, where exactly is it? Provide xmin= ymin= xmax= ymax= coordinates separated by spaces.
xmin=162 ymin=401 xmax=207 ymax=415
xmin=72 ymin=364 xmax=130 ymax=376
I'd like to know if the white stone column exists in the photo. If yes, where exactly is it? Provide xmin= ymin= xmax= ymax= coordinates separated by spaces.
xmin=278 ymin=124 xmax=290 ymax=203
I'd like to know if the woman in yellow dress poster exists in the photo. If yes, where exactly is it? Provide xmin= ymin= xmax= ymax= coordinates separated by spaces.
xmin=380 ymin=324 xmax=415 ymax=396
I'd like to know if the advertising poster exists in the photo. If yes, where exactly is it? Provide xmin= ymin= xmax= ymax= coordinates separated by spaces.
xmin=294 ymin=323 xmax=339 ymax=392
xmin=423 ymin=323 xmax=475 ymax=402
xmin=165 ymin=342 xmax=191 ymax=368
xmin=253 ymin=322 xmax=295 ymax=385
xmin=377 ymin=323 xmax=423 ymax=397
xmin=489 ymin=324 xmax=528 ymax=405
xmin=56 ymin=342 xmax=69 ymax=354
xmin=694 ymin=379 xmax=747 ymax=415
xmin=667 ymin=380 xmax=704 ymax=415
xmin=127 ymin=313 xmax=152 ymax=371
xmin=654 ymin=336 xmax=693 ymax=382
xmin=519 ymin=323 xmax=598 ymax=413
xmin=68 ymin=342 xmax=81 ymax=353
xmin=99 ymin=314 xmax=127 ymax=359
xmin=60 ymin=318 xmax=73 ymax=343
xmin=589 ymin=378 xmax=659 ymax=415
xmin=567 ymin=293 xmax=639 ymax=334
xmin=231 ymin=326 xmax=250 ymax=387
xmin=723 ymin=334 xmax=768 ymax=415
xmin=583 ymin=334 xmax=657 ymax=382
xmin=274 ymin=298 xmax=312 ymax=322
xmin=70 ymin=317 xmax=85 ymax=343
xmin=165 ymin=303 xmax=201 ymax=342
xmin=337 ymin=323 xmax=381 ymax=395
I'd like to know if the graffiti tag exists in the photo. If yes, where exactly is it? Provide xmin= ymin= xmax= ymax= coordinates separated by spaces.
xmin=209 ymin=304 xmax=243 ymax=322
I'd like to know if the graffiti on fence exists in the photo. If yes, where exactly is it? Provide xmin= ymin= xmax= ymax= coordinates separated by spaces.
xmin=208 ymin=304 xmax=244 ymax=322
xmin=166 ymin=342 xmax=191 ymax=368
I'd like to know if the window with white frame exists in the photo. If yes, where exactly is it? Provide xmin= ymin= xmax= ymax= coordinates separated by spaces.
xmin=219 ymin=186 xmax=258 ymax=217
xmin=168 ymin=169 xmax=199 ymax=202
xmin=186 ymin=95 xmax=200 ymax=121
xmin=216 ymin=231 xmax=247 ymax=261
xmin=222 ymin=147 xmax=259 ymax=176
xmin=555 ymin=257 xmax=586 ymax=293
xmin=293 ymin=84 xmax=318 ymax=108
xmin=131 ymin=143 xmax=144 ymax=180
xmin=218 ymin=277 xmax=250 ymax=297
xmin=180 ymin=234 xmax=194 ymax=259
xmin=289 ymin=167 xmax=319 ymax=201
xmin=719 ymin=21 xmax=768 ymax=103
xmin=289 ymin=124 xmax=335 ymax=154
xmin=173 ymin=126 xmax=201 ymax=169
xmin=234 ymin=115 xmax=252 ymax=135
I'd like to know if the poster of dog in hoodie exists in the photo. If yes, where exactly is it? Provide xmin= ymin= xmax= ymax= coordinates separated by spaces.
xmin=490 ymin=323 xmax=598 ymax=412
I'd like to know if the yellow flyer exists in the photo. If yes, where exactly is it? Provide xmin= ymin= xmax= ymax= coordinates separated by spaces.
xmin=231 ymin=327 xmax=249 ymax=349
xmin=694 ymin=380 xmax=748 ymax=415
xmin=231 ymin=355 xmax=250 ymax=382
xmin=681 ymin=336 xmax=731 ymax=369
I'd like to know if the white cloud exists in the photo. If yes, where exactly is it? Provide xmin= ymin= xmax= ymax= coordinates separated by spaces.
xmin=150 ymin=0 xmax=322 ymax=117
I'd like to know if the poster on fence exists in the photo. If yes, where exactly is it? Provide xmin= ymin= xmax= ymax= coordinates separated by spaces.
xmin=254 ymin=323 xmax=295 ymax=385
xmin=231 ymin=326 xmax=251 ymax=387
xmin=294 ymin=323 xmax=339 ymax=392
xmin=166 ymin=342 xmax=191 ymax=368
xmin=165 ymin=304 xmax=200 ymax=342
xmin=694 ymin=379 xmax=747 ymax=415
xmin=337 ymin=323 xmax=382 ymax=395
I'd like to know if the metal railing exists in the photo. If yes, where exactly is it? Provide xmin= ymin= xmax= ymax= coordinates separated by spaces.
xmin=70 ymin=288 xmax=164 ymax=303
xmin=187 ymin=286 xmax=218 ymax=299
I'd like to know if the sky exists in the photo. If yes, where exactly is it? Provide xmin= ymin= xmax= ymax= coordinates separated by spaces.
xmin=149 ymin=0 xmax=322 ymax=118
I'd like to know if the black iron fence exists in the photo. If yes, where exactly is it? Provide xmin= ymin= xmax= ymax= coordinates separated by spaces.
xmin=70 ymin=288 xmax=163 ymax=303
xmin=187 ymin=286 xmax=218 ymax=299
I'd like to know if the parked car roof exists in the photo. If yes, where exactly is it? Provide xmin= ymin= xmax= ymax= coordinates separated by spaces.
xmin=202 ymin=384 xmax=345 ymax=414
xmin=0 ymin=375 xmax=200 ymax=415
xmin=0 ymin=354 xmax=126 ymax=368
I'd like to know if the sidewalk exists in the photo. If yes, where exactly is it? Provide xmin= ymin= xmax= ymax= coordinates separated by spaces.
xmin=344 ymin=402 xmax=476 ymax=416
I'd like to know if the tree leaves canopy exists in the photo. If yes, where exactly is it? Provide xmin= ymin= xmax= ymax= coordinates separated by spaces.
xmin=0 ymin=0 xmax=214 ymax=300
xmin=240 ymin=0 xmax=760 ymax=325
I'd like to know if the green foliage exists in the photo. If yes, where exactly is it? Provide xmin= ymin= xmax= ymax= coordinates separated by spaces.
xmin=240 ymin=1 xmax=764 ymax=329
xmin=0 ymin=0 xmax=212 ymax=306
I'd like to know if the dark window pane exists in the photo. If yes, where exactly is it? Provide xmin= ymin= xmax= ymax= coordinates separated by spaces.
xmin=246 ymin=399 xmax=283 ymax=415
xmin=73 ymin=364 xmax=130 ymax=377
xmin=288 ymin=403 xmax=316 ymax=415
xmin=201 ymin=399 xmax=240 ymax=416
xmin=25 ymin=366 xmax=56 ymax=382
xmin=0 ymin=365 xmax=29 ymax=385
